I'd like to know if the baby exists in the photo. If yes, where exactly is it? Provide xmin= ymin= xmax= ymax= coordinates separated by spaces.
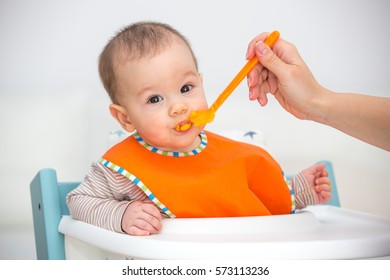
xmin=67 ymin=21 xmax=331 ymax=236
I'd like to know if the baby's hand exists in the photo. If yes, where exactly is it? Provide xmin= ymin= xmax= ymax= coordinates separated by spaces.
xmin=121 ymin=201 xmax=162 ymax=236
xmin=300 ymin=163 xmax=332 ymax=204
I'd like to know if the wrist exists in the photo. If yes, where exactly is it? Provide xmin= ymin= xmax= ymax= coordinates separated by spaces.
xmin=306 ymin=86 xmax=334 ymax=124
xmin=291 ymin=172 xmax=316 ymax=209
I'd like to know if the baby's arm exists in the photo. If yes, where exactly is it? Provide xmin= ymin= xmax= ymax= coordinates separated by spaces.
xmin=290 ymin=163 xmax=331 ymax=208
xmin=66 ymin=164 xmax=130 ymax=233
xmin=66 ymin=162 xmax=162 ymax=235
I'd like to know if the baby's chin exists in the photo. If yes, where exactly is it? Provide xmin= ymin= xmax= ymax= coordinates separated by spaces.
xmin=164 ymin=142 xmax=198 ymax=153
xmin=165 ymin=137 xmax=201 ymax=153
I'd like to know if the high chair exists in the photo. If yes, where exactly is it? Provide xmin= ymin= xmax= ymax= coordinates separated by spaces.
xmin=30 ymin=160 xmax=390 ymax=259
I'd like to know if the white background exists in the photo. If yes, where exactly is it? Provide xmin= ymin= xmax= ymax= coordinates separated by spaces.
xmin=0 ymin=0 xmax=389 ymax=259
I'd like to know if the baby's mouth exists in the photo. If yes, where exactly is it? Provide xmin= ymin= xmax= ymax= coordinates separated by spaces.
xmin=175 ymin=121 xmax=192 ymax=132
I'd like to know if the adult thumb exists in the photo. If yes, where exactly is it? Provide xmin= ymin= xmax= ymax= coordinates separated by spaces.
xmin=255 ymin=41 xmax=286 ymax=78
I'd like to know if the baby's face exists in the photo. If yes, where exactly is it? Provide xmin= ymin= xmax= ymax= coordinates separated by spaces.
xmin=116 ymin=38 xmax=208 ymax=152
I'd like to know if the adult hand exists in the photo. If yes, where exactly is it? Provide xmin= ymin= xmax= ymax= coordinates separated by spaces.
xmin=246 ymin=32 xmax=327 ymax=120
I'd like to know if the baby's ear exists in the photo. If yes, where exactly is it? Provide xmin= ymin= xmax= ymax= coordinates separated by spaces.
xmin=109 ymin=104 xmax=136 ymax=133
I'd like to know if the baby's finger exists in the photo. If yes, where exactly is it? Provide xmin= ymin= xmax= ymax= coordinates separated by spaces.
xmin=125 ymin=225 xmax=153 ymax=236
xmin=142 ymin=203 xmax=162 ymax=219
xmin=141 ymin=204 xmax=163 ymax=231
xmin=316 ymin=177 xmax=331 ymax=186
xmin=315 ymin=184 xmax=332 ymax=194
xmin=320 ymin=191 xmax=332 ymax=202
xmin=132 ymin=217 xmax=161 ymax=234
xmin=321 ymin=169 xmax=329 ymax=177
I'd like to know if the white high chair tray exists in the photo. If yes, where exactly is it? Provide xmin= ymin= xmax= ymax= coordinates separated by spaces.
xmin=59 ymin=205 xmax=390 ymax=259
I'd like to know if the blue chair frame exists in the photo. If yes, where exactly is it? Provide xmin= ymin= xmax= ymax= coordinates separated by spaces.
xmin=30 ymin=169 xmax=78 ymax=259
xmin=30 ymin=161 xmax=340 ymax=260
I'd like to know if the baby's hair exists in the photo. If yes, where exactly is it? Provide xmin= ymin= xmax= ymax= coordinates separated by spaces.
xmin=98 ymin=21 xmax=198 ymax=104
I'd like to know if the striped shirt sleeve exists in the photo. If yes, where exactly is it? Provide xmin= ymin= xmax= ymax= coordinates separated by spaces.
xmin=66 ymin=161 xmax=157 ymax=233
xmin=290 ymin=172 xmax=317 ymax=209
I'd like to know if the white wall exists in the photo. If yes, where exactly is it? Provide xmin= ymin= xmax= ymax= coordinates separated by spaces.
xmin=1 ymin=0 xmax=389 ymax=232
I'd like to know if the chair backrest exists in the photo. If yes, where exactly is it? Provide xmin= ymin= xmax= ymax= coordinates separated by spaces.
xmin=30 ymin=160 xmax=340 ymax=259
xmin=30 ymin=168 xmax=79 ymax=259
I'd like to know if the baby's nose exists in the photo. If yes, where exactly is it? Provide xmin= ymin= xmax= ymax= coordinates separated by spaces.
xmin=169 ymin=102 xmax=188 ymax=116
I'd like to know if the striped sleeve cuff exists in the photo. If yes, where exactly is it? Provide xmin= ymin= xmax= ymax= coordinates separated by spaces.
xmin=291 ymin=172 xmax=316 ymax=209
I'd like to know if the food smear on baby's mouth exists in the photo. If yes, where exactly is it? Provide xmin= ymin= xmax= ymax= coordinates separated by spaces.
xmin=175 ymin=123 xmax=191 ymax=132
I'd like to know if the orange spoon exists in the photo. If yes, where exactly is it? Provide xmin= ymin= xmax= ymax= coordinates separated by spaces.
xmin=187 ymin=30 xmax=280 ymax=128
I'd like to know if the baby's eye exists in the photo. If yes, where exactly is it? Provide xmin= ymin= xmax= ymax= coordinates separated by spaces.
xmin=147 ymin=95 xmax=163 ymax=104
xmin=180 ymin=84 xmax=193 ymax=93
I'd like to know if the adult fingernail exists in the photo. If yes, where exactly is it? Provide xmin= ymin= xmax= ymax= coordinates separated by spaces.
xmin=255 ymin=41 xmax=269 ymax=56
xmin=259 ymin=98 xmax=265 ymax=106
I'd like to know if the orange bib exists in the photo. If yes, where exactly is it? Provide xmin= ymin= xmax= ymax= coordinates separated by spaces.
xmin=100 ymin=131 xmax=294 ymax=218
